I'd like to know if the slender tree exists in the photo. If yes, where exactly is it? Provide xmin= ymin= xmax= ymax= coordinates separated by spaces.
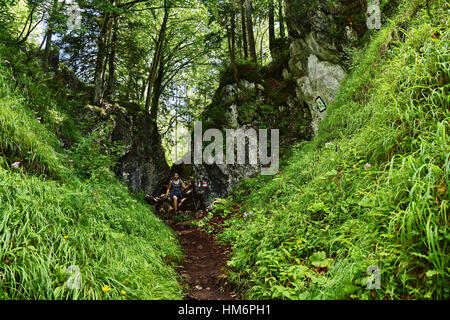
xmin=149 ymin=55 xmax=165 ymax=117
xmin=278 ymin=0 xmax=285 ymax=39
xmin=244 ymin=0 xmax=257 ymax=62
xmin=147 ymin=0 xmax=170 ymax=117
xmin=106 ymin=2 xmax=120 ymax=98
xmin=93 ymin=1 xmax=113 ymax=104
xmin=16 ymin=0 xmax=45 ymax=45
xmin=239 ymin=0 xmax=248 ymax=59
xmin=230 ymin=0 xmax=238 ymax=82
xmin=42 ymin=0 xmax=58 ymax=71
xmin=268 ymin=0 xmax=275 ymax=53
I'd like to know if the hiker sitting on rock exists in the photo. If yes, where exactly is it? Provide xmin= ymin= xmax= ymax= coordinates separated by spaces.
xmin=165 ymin=172 xmax=190 ymax=213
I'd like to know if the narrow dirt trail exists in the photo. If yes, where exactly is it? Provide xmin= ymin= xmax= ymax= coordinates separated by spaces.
xmin=170 ymin=220 xmax=237 ymax=300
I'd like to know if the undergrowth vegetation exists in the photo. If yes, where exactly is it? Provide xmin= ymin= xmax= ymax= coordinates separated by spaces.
xmin=0 ymin=0 xmax=448 ymax=302
xmin=207 ymin=0 xmax=449 ymax=300
xmin=0 ymin=46 xmax=182 ymax=299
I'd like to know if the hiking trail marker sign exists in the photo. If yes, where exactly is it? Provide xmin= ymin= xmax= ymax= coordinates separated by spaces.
xmin=315 ymin=96 xmax=327 ymax=113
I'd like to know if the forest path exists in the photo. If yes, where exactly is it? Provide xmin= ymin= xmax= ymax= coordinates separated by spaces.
xmin=169 ymin=219 xmax=237 ymax=300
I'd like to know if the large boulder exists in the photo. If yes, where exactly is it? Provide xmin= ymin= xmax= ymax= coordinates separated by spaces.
xmin=111 ymin=104 xmax=170 ymax=195
xmin=285 ymin=0 xmax=366 ymax=136
xmin=194 ymin=161 xmax=260 ymax=209
xmin=194 ymin=61 xmax=311 ymax=207
xmin=81 ymin=102 xmax=170 ymax=196
xmin=193 ymin=122 xmax=266 ymax=208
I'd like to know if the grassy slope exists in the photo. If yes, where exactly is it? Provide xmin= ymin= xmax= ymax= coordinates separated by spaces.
xmin=0 ymin=46 xmax=183 ymax=299
xmin=208 ymin=0 xmax=449 ymax=299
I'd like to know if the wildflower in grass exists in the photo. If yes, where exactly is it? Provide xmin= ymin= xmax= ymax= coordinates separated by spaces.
xmin=102 ymin=285 xmax=111 ymax=293
xmin=325 ymin=142 xmax=333 ymax=147
xmin=68 ymin=159 xmax=73 ymax=163
xmin=121 ymin=290 xmax=126 ymax=295
xmin=11 ymin=161 xmax=20 ymax=169
xmin=64 ymin=235 xmax=69 ymax=239
xmin=365 ymin=163 xmax=372 ymax=169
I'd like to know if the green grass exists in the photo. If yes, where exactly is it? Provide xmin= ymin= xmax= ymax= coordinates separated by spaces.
xmin=207 ymin=0 xmax=449 ymax=300
xmin=0 ymin=45 xmax=183 ymax=299
xmin=1 ymin=0 xmax=448 ymax=301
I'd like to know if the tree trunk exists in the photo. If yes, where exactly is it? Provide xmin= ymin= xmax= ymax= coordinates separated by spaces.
xmin=93 ymin=11 xmax=111 ymax=105
xmin=17 ymin=4 xmax=36 ymax=44
xmin=278 ymin=0 xmax=285 ymax=39
xmin=231 ymin=0 xmax=239 ymax=82
xmin=42 ymin=29 xmax=53 ymax=71
xmin=240 ymin=0 xmax=248 ymax=59
xmin=231 ymin=0 xmax=236 ymax=62
xmin=35 ymin=34 xmax=47 ymax=56
xmin=106 ymin=10 xmax=119 ymax=98
xmin=150 ymin=57 xmax=165 ymax=119
xmin=139 ymin=77 xmax=146 ymax=101
xmin=244 ymin=0 xmax=257 ymax=63
xmin=43 ymin=0 xmax=58 ymax=72
xmin=268 ymin=0 xmax=275 ymax=54
xmin=147 ymin=2 xmax=170 ymax=117
xmin=17 ymin=4 xmax=45 ymax=45
xmin=226 ymin=24 xmax=232 ymax=59
xmin=100 ymin=16 xmax=114 ymax=97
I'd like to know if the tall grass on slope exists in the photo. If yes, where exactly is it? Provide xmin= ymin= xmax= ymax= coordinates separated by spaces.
xmin=210 ymin=0 xmax=449 ymax=300
xmin=0 ymin=47 xmax=183 ymax=299
xmin=0 ymin=45 xmax=84 ymax=178
xmin=0 ymin=60 xmax=64 ymax=178
xmin=0 ymin=168 xmax=182 ymax=299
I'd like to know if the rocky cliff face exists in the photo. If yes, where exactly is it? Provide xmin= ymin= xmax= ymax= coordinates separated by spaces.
xmin=83 ymin=102 xmax=170 ymax=196
xmin=195 ymin=0 xmax=368 ymax=207
xmin=194 ymin=60 xmax=312 ymax=207
xmin=112 ymin=105 xmax=170 ymax=195
xmin=285 ymin=0 xmax=367 ymax=135
xmin=194 ymin=156 xmax=261 ymax=209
